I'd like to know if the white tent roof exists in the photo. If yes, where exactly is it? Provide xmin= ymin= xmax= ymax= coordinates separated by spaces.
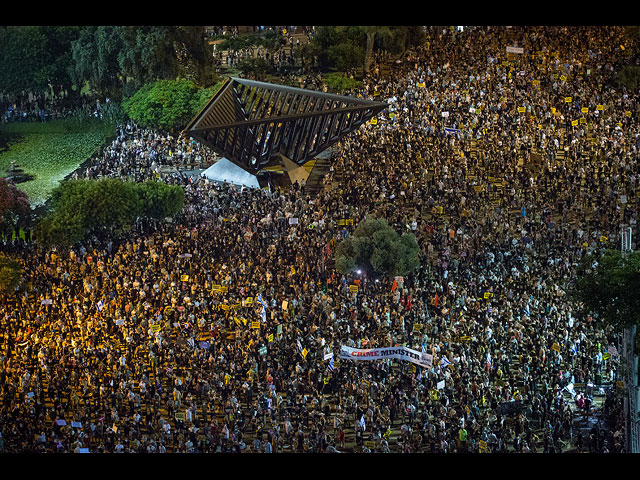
xmin=201 ymin=158 xmax=260 ymax=189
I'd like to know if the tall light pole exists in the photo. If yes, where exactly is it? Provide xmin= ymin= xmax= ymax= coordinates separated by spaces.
xmin=621 ymin=224 xmax=639 ymax=453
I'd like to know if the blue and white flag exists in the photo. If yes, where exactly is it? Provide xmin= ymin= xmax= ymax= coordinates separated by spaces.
xmin=440 ymin=356 xmax=451 ymax=369
xmin=297 ymin=338 xmax=303 ymax=353
xmin=444 ymin=127 xmax=461 ymax=135
xmin=328 ymin=357 xmax=334 ymax=372
xmin=359 ymin=414 xmax=366 ymax=432
xmin=257 ymin=293 xmax=267 ymax=323
xmin=486 ymin=352 xmax=492 ymax=369
xmin=187 ymin=338 xmax=195 ymax=348
xmin=96 ymin=299 xmax=104 ymax=312
xmin=570 ymin=343 xmax=577 ymax=355
xmin=522 ymin=304 xmax=530 ymax=317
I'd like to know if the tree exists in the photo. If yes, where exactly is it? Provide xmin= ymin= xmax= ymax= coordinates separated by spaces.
xmin=334 ymin=217 xmax=420 ymax=278
xmin=0 ymin=177 xmax=31 ymax=238
xmin=138 ymin=180 xmax=185 ymax=220
xmin=0 ymin=26 xmax=50 ymax=97
xmin=122 ymin=78 xmax=221 ymax=131
xmin=35 ymin=178 xmax=185 ymax=247
xmin=569 ymin=249 xmax=640 ymax=331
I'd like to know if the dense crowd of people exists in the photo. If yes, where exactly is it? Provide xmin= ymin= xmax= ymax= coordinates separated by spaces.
xmin=0 ymin=26 xmax=637 ymax=453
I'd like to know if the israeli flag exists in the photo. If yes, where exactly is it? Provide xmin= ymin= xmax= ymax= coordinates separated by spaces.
xmin=571 ymin=343 xmax=577 ymax=355
xmin=328 ymin=357 xmax=334 ymax=372
xmin=187 ymin=338 xmax=195 ymax=348
xmin=257 ymin=293 xmax=267 ymax=323
xmin=440 ymin=356 xmax=451 ymax=369
xmin=444 ymin=127 xmax=461 ymax=135
xmin=96 ymin=299 xmax=104 ymax=312
xmin=359 ymin=414 xmax=366 ymax=432
xmin=522 ymin=303 xmax=530 ymax=317
xmin=297 ymin=338 xmax=303 ymax=353
xmin=486 ymin=352 xmax=492 ymax=369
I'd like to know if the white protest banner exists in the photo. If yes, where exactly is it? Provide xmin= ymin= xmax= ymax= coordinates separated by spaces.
xmin=324 ymin=352 xmax=335 ymax=362
xmin=437 ymin=380 xmax=445 ymax=390
xmin=288 ymin=217 xmax=299 ymax=225
xmin=506 ymin=46 xmax=524 ymax=54
xmin=340 ymin=345 xmax=433 ymax=368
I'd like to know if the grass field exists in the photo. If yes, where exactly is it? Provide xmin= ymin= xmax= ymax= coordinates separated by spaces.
xmin=0 ymin=119 xmax=115 ymax=206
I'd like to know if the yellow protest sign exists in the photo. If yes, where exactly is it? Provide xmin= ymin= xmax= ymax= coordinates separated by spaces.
xmin=302 ymin=348 xmax=308 ymax=358
xmin=581 ymin=107 xmax=589 ymax=113
xmin=571 ymin=119 xmax=578 ymax=126
xmin=180 ymin=274 xmax=189 ymax=282
xmin=518 ymin=106 xmax=525 ymax=113
xmin=268 ymin=333 xmax=274 ymax=343
xmin=597 ymin=104 xmax=604 ymax=111
xmin=370 ymin=117 xmax=378 ymax=125
xmin=251 ymin=321 xmax=261 ymax=329
xmin=413 ymin=324 xmax=423 ymax=331
xmin=626 ymin=111 xmax=632 ymax=117
xmin=246 ymin=297 xmax=254 ymax=305
xmin=564 ymin=97 xmax=572 ymax=103
xmin=552 ymin=343 xmax=561 ymax=352
xmin=484 ymin=292 xmax=493 ymax=299
xmin=349 ymin=285 xmax=359 ymax=293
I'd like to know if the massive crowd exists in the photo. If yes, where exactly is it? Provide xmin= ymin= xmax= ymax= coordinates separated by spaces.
xmin=0 ymin=26 xmax=637 ymax=453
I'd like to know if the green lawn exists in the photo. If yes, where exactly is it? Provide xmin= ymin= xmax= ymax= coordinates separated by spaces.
xmin=0 ymin=120 xmax=115 ymax=206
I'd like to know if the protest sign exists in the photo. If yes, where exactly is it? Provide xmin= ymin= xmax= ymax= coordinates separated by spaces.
xmin=340 ymin=345 xmax=433 ymax=369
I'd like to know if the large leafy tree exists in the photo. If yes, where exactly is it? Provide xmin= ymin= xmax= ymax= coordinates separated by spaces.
xmin=335 ymin=217 xmax=420 ymax=278
xmin=35 ymin=178 xmax=184 ymax=247
xmin=70 ymin=26 xmax=124 ymax=99
xmin=0 ymin=177 xmax=31 ymax=237
xmin=0 ymin=26 xmax=49 ymax=97
xmin=138 ymin=180 xmax=185 ymax=220
xmin=122 ymin=78 xmax=221 ymax=131
xmin=569 ymin=249 xmax=640 ymax=331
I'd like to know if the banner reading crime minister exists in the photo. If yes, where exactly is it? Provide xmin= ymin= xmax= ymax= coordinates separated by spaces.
xmin=340 ymin=345 xmax=433 ymax=369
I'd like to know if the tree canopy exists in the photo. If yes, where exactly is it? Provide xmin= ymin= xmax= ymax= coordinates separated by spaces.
xmin=122 ymin=78 xmax=221 ymax=131
xmin=0 ymin=177 xmax=31 ymax=237
xmin=569 ymin=249 xmax=640 ymax=331
xmin=35 ymin=178 xmax=184 ymax=247
xmin=334 ymin=217 xmax=420 ymax=278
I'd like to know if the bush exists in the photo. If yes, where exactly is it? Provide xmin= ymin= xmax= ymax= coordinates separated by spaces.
xmin=335 ymin=217 xmax=420 ymax=278
xmin=35 ymin=178 xmax=184 ymax=247
xmin=122 ymin=78 xmax=222 ymax=131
